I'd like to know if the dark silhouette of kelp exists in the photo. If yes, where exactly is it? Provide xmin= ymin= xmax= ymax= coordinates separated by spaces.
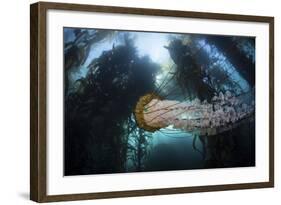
xmin=64 ymin=33 xmax=159 ymax=175
xmin=165 ymin=36 xmax=255 ymax=168
xmin=64 ymin=29 xmax=255 ymax=175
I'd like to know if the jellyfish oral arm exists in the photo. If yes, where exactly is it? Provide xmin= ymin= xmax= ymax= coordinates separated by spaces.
xmin=134 ymin=92 xmax=254 ymax=135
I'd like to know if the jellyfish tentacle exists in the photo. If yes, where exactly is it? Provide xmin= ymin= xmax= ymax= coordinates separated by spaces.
xmin=134 ymin=90 xmax=254 ymax=136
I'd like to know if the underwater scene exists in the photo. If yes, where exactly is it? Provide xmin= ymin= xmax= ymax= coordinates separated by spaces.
xmin=64 ymin=28 xmax=255 ymax=176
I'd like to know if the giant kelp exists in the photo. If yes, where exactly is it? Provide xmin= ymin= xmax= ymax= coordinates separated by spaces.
xmin=206 ymin=36 xmax=255 ymax=87
xmin=64 ymin=29 xmax=255 ymax=175
xmin=164 ymin=36 xmax=255 ymax=168
xmin=64 ymin=33 xmax=160 ymax=175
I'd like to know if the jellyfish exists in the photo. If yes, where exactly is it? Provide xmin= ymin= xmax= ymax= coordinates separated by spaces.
xmin=134 ymin=90 xmax=254 ymax=136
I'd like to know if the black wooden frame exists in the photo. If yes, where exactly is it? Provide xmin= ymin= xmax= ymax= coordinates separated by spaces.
xmin=30 ymin=2 xmax=274 ymax=202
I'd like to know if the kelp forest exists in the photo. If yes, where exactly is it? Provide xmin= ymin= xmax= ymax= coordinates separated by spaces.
xmin=64 ymin=28 xmax=255 ymax=176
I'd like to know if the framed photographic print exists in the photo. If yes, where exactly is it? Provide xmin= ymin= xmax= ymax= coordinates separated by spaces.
xmin=30 ymin=1 xmax=274 ymax=202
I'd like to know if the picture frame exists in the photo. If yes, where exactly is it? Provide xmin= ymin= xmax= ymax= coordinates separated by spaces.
xmin=30 ymin=1 xmax=274 ymax=202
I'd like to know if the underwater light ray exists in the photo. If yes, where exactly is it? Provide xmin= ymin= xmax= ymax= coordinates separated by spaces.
xmin=161 ymin=86 xmax=184 ymax=99
xmin=158 ymin=130 xmax=189 ymax=139
xmin=149 ymin=65 xmax=176 ymax=100
xmin=159 ymin=127 xmax=187 ymax=134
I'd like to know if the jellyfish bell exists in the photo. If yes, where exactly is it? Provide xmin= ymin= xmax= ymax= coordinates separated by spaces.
xmin=134 ymin=93 xmax=163 ymax=132
xmin=134 ymin=91 xmax=254 ymax=136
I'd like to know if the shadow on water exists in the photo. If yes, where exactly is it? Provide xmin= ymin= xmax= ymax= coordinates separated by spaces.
xmin=18 ymin=192 xmax=29 ymax=200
